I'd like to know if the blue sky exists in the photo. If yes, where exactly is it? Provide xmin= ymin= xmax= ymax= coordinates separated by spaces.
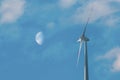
xmin=0 ymin=0 xmax=120 ymax=80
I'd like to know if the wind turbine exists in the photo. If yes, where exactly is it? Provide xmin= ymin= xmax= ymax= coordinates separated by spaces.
xmin=77 ymin=12 xmax=91 ymax=80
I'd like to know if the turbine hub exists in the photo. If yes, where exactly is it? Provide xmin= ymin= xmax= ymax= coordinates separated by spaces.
xmin=78 ymin=36 xmax=89 ymax=42
xmin=83 ymin=36 xmax=89 ymax=41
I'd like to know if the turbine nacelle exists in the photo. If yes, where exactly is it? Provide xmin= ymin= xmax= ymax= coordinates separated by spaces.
xmin=77 ymin=35 xmax=89 ymax=42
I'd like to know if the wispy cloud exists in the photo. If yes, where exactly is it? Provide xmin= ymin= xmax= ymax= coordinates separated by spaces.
xmin=72 ymin=0 xmax=120 ymax=26
xmin=105 ymin=16 xmax=120 ymax=27
xmin=0 ymin=0 xmax=26 ymax=24
xmin=98 ymin=47 xmax=120 ymax=72
xmin=59 ymin=0 xmax=77 ymax=9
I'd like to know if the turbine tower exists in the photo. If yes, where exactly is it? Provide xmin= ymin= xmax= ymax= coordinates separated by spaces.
xmin=77 ymin=15 xmax=90 ymax=80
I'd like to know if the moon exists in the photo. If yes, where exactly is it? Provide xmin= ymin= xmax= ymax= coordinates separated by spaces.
xmin=35 ymin=32 xmax=44 ymax=45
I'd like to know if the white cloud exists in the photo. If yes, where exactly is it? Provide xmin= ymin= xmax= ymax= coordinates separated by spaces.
xmin=112 ymin=55 xmax=120 ymax=72
xmin=99 ymin=47 xmax=120 ymax=72
xmin=59 ymin=0 xmax=77 ymax=9
xmin=101 ymin=0 xmax=120 ymax=2
xmin=72 ymin=0 xmax=119 ymax=25
xmin=0 ymin=0 xmax=26 ymax=24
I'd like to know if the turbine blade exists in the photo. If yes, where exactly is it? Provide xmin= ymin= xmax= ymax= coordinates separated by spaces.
xmin=83 ymin=17 xmax=89 ymax=35
xmin=77 ymin=41 xmax=83 ymax=66
xmin=82 ymin=8 xmax=93 ymax=36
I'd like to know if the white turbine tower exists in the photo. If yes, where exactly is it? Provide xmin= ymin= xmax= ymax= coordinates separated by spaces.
xmin=77 ymin=11 xmax=91 ymax=80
